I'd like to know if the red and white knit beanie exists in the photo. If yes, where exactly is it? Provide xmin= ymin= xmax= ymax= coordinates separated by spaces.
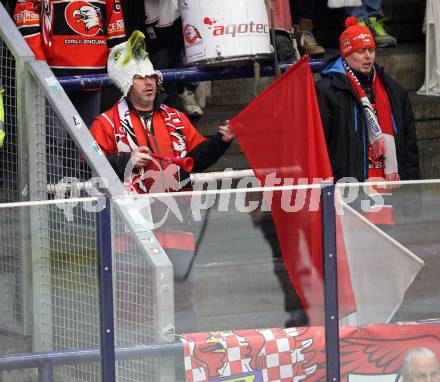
xmin=339 ymin=16 xmax=376 ymax=58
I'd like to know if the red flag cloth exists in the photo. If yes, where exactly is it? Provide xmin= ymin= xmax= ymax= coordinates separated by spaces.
xmin=230 ymin=56 xmax=355 ymax=325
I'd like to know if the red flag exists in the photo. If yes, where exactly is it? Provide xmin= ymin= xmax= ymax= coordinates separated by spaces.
xmin=230 ymin=56 xmax=355 ymax=324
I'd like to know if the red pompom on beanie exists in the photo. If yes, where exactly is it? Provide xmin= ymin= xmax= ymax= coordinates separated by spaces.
xmin=339 ymin=16 xmax=376 ymax=57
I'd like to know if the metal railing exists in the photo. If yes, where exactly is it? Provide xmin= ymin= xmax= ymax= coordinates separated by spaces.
xmin=0 ymin=0 xmax=34 ymax=337
xmin=23 ymin=58 xmax=174 ymax=382
xmin=0 ymin=342 xmax=183 ymax=382
xmin=0 ymin=195 xmax=181 ymax=382
xmin=0 ymin=185 xmax=342 ymax=382
xmin=0 ymin=343 xmax=184 ymax=372
xmin=56 ymin=59 xmax=325 ymax=91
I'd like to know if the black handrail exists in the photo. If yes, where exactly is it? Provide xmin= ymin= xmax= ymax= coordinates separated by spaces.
xmin=57 ymin=59 xmax=325 ymax=90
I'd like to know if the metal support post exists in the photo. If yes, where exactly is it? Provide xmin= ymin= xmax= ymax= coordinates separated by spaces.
xmin=38 ymin=362 xmax=53 ymax=382
xmin=97 ymin=196 xmax=116 ymax=382
xmin=321 ymin=183 xmax=340 ymax=382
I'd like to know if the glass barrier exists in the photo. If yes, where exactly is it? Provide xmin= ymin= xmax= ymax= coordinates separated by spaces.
xmin=114 ymin=183 xmax=329 ymax=382
xmin=336 ymin=180 xmax=440 ymax=382
xmin=0 ymin=196 xmax=165 ymax=382
xmin=0 ymin=198 xmax=104 ymax=382
xmin=1 ymin=182 xmax=336 ymax=382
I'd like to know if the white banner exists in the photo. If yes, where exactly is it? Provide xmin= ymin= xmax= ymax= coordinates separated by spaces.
xmin=418 ymin=0 xmax=440 ymax=96
xmin=339 ymin=200 xmax=424 ymax=326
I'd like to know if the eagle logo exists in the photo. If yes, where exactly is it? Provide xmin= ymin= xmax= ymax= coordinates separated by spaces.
xmin=182 ymin=328 xmax=317 ymax=381
xmin=184 ymin=24 xmax=202 ymax=45
xmin=65 ymin=1 xmax=103 ymax=36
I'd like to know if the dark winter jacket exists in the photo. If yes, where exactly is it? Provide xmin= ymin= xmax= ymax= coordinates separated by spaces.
xmin=315 ymin=56 xmax=420 ymax=182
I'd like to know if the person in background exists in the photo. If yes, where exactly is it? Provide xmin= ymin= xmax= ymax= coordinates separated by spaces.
xmin=90 ymin=31 xmax=233 ymax=193
xmin=290 ymin=0 xmax=325 ymax=56
xmin=316 ymin=16 xmax=419 ymax=183
xmin=401 ymin=348 xmax=440 ymax=382
xmin=266 ymin=0 xmax=299 ymax=62
xmin=14 ymin=0 xmax=126 ymax=126
xmin=315 ymin=14 xmax=419 ymax=224
xmin=316 ymin=17 xmax=420 ymax=225
xmin=347 ymin=0 xmax=397 ymax=47
xmin=14 ymin=0 xmax=126 ymax=180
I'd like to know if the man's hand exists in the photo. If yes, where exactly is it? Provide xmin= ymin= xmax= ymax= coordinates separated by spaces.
xmin=385 ymin=172 xmax=400 ymax=182
xmin=384 ymin=172 xmax=401 ymax=189
xmin=371 ymin=135 xmax=386 ymax=160
xmin=218 ymin=120 xmax=235 ymax=143
xmin=131 ymin=146 xmax=151 ymax=168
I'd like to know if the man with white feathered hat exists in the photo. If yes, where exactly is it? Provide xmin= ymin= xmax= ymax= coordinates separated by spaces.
xmin=90 ymin=30 xmax=234 ymax=193
xmin=91 ymin=31 xmax=235 ymax=333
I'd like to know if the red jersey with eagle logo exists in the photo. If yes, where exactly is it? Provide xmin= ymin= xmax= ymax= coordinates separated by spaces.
xmin=14 ymin=0 xmax=126 ymax=75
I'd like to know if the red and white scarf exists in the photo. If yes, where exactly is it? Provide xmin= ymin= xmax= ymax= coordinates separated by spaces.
xmin=113 ymin=97 xmax=188 ymax=193
xmin=343 ymin=60 xmax=399 ymax=181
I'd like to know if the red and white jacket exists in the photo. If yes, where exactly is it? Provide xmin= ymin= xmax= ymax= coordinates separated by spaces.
xmin=90 ymin=102 xmax=207 ymax=193
xmin=14 ymin=0 xmax=126 ymax=75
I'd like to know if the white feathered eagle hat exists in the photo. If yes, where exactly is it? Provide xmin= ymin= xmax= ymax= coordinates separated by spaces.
xmin=107 ymin=30 xmax=163 ymax=97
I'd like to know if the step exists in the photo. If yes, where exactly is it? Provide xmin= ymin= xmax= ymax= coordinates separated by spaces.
xmin=196 ymin=310 xmax=293 ymax=332
xmin=193 ymin=105 xmax=243 ymax=137
xmin=412 ymin=94 xmax=440 ymax=138
xmin=193 ymin=106 xmax=249 ymax=172
xmin=411 ymin=93 xmax=440 ymax=179
xmin=193 ymin=261 xmax=286 ymax=316
xmin=375 ymin=42 xmax=425 ymax=91
xmin=418 ymin=140 xmax=440 ymax=179
xmin=209 ymin=77 xmax=273 ymax=107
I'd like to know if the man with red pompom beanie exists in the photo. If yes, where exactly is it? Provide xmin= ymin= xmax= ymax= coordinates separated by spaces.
xmin=315 ymin=16 xmax=420 ymax=223
xmin=339 ymin=16 xmax=376 ymax=58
